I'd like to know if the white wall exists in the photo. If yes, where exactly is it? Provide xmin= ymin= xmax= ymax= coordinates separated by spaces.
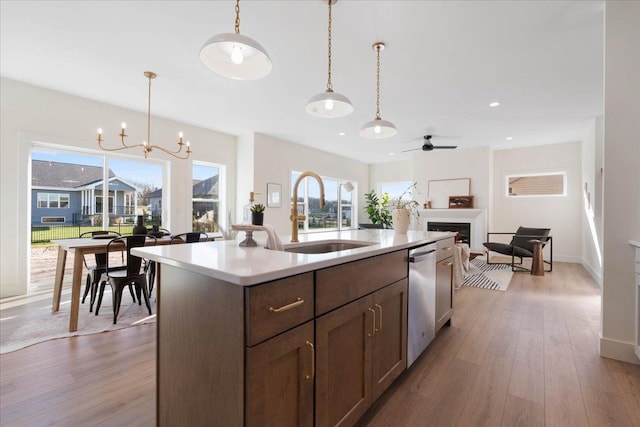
xmin=492 ymin=142 xmax=583 ymax=263
xmin=600 ymin=1 xmax=640 ymax=364
xmin=0 ymin=78 xmax=237 ymax=297
xmin=412 ymin=147 xmax=492 ymax=210
xmin=581 ymin=117 xmax=604 ymax=284
xmin=251 ymin=132 xmax=370 ymax=236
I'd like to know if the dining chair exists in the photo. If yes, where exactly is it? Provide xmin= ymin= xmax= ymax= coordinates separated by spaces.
xmin=169 ymin=232 xmax=210 ymax=244
xmin=95 ymin=234 xmax=157 ymax=324
xmin=78 ymin=230 xmax=127 ymax=312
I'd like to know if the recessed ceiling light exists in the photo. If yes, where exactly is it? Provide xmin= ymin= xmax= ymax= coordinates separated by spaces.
xmin=506 ymin=137 xmax=513 ymax=140
xmin=389 ymin=152 xmax=395 ymax=156
xmin=489 ymin=102 xmax=500 ymax=107
xmin=338 ymin=132 xmax=346 ymax=136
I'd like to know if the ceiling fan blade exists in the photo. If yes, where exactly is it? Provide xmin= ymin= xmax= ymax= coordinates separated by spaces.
xmin=433 ymin=145 xmax=458 ymax=149
xmin=401 ymin=147 xmax=422 ymax=153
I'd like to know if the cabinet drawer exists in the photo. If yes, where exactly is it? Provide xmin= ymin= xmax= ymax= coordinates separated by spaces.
xmin=315 ymin=250 xmax=407 ymax=315
xmin=245 ymin=272 xmax=314 ymax=346
xmin=436 ymin=237 xmax=455 ymax=261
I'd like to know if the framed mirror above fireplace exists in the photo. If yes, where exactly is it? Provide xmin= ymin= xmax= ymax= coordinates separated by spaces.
xmin=428 ymin=178 xmax=471 ymax=209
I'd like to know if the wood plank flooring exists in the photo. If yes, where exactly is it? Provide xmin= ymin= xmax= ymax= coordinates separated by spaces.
xmin=2 ymin=262 xmax=640 ymax=426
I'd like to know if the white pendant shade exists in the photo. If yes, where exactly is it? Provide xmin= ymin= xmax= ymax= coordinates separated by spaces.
xmin=360 ymin=118 xmax=397 ymax=139
xmin=200 ymin=32 xmax=272 ymax=81
xmin=306 ymin=90 xmax=354 ymax=118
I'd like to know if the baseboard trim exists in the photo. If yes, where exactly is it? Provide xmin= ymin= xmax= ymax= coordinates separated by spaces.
xmin=600 ymin=335 xmax=640 ymax=364
xmin=582 ymin=261 xmax=603 ymax=287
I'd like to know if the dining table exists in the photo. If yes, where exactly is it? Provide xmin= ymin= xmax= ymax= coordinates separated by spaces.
xmin=51 ymin=232 xmax=219 ymax=332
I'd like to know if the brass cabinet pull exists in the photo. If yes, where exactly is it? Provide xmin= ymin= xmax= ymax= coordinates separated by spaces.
xmin=374 ymin=304 xmax=383 ymax=332
xmin=368 ymin=307 xmax=376 ymax=336
xmin=442 ymin=246 xmax=453 ymax=251
xmin=269 ymin=298 xmax=304 ymax=313
xmin=305 ymin=341 xmax=315 ymax=381
xmin=444 ymin=261 xmax=453 ymax=267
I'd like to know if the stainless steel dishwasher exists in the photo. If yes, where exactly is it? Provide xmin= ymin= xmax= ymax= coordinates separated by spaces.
xmin=407 ymin=243 xmax=437 ymax=367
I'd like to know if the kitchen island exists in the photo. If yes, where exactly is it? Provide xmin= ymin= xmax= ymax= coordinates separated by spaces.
xmin=133 ymin=229 xmax=454 ymax=427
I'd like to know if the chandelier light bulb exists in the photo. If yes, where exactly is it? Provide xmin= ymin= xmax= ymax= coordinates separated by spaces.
xmin=374 ymin=125 xmax=382 ymax=134
xmin=179 ymin=132 xmax=183 ymax=138
xmin=121 ymin=122 xmax=127 ymax=129
xmin=231 ymin=45 xmax=244 ymax=65
xmin=97 ymin=128 xmax=103 ymax=135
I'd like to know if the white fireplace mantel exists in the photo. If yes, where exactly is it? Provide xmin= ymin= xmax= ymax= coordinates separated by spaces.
xmin=419 ymin=209 xmax=487 ymax=249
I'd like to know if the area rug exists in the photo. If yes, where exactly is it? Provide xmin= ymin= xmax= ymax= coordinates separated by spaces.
xmin=1 ymin=290 xmax=156 ymax=354
xmin=463 ymin=259 xmax=514 ymax=291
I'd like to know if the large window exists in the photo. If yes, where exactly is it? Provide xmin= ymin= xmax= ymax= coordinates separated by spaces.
xmin=31 ymin=147 xmax=165 ymax=231
xmin=505 ymin=172 xmax=567 ymax=198
xmin=37 ymin=193 xmax=69 ymax=208
xmin=291 ymin=171 xmax=356 ymax=233
xmin=380 ymin=182 xmax=414 ymax=201
xmin=192 ymin=162 xmax=224 ymax=232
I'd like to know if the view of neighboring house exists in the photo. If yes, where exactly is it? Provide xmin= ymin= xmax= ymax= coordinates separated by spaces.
xmin=31 ymin=160 xmax=139 ymax=225
xmin=145 ymin=174 xmax=219 ymax=221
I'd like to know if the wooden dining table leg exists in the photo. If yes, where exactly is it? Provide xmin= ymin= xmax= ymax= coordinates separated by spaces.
xmin=68 ymin=248 xmax=85 ymax=332
xmin=52 ymin=246 xmax=67 ymax=312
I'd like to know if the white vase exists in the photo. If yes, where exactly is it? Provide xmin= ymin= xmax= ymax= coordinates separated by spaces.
xmin=392 ymin=209 xmax=410 ymax=234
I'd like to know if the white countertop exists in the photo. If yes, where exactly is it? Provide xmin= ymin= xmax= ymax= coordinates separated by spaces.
xmin=132 ymin=229 xmax=454 ymax=286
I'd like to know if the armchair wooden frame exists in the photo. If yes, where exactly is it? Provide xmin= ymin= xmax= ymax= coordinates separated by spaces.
xmin=484 ymin=231 xmax=553 ymax=273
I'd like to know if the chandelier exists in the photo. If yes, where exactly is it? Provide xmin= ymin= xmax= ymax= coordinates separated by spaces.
xmin=97 ymin=71 xmax=192 ymax=160
xmin=305 ymin=0 xmax=353 ymax=118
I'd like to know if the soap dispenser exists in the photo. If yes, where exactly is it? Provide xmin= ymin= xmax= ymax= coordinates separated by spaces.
xmin=242 ymin=191 xmax=256 ymax=224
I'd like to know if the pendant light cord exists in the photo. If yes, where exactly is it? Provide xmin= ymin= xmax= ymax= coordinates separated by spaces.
xmin=375 ymin=45 xmax=381 ymax=120
xmin=326 ymin=0 xmax=333 ymax=91
xmin=235 ymin=0 xmax=241 ymax=34
xmin=147 ymin=74 xmax=152 ymax=150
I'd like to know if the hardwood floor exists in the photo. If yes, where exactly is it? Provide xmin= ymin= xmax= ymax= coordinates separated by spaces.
xmin=2 ymin=262 xmax=640 ymax=426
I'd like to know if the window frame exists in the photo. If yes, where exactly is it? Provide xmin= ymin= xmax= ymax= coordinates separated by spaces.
xmin=41 ymin=216 xmax=65 ymax=223
xmin=36 ymin=192 xmax=70 ymax=209
xmin=192 ymin=161 xmax=226 ymax=233
xmin=291 ymin=171 xmax=357 ymax=234
xmin=504 ymin=171 xmax=568 ymax=198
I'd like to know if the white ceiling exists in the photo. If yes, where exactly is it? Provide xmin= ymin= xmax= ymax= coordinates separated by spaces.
xmin=0 ymin=1 xmax=604 ymax=164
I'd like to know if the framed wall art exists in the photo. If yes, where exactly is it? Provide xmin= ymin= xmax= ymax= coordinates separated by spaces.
xmin=267 ymin=183 xmax=282 ymax=208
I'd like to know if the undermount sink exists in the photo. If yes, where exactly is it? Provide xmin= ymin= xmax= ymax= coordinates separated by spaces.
xmin=284 ymin=240 xmax=375 ymax=254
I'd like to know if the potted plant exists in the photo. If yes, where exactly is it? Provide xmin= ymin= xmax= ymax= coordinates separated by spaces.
xmin=250 ymin=203 xmax=265 ymax=226
xmin=388 ymin=183 xmax=420 ymax=234
xmin=364 ymin=190 xmax=392 ymax=228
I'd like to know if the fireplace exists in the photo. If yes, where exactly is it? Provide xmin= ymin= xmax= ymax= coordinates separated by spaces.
xmin=427 ymin=221 xmax=471 ymax=245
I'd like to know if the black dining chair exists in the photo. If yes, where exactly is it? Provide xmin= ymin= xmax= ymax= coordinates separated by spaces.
xmin=78 ymin=230 xmax=126 ymax=312
xmin=169 ymin=232 xmax=210 ymax=244
xmin=95 ymin=234 xmax=157 ymax=324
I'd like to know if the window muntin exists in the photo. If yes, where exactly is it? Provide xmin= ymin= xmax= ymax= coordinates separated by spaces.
xmin=36 ymin=193 xmax=70 ymax=209
xmin=505 ymin=172 xmax=567 ymax=198
xmin=291 ymin=171 xmax=356 ymax=233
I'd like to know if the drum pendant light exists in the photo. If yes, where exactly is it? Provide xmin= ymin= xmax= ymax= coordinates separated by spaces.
xmin=200 ymin=0 xmax=272 ymax=81
xmin=306 ymin=0 xmax=353 ymax=118
xmin=360 ymin=42 xmax=397 ymax=138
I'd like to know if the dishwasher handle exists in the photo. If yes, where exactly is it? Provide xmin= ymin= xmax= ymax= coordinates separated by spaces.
xmin=409 ymin=249 xmax=436 ymax=263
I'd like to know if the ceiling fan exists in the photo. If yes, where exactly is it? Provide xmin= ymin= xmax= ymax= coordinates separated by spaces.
xmin=402 ymin=135 xmax=458 ymax=152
